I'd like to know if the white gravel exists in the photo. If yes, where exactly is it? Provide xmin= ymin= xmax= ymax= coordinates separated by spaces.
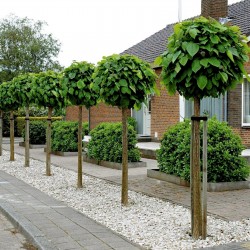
xmin=0 ymin=150 xmax=249 ymax=249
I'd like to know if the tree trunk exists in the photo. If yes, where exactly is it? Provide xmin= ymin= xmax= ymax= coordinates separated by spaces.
xmin=46 ymin=107 xmax=53 ymax=176
xmin=10 ymin=111 xmax=15 ymax=161
xmin=0 ymin=110 xmax=3 ymax=156
xmin=121 ymin=108 xmax=128 ymax=206
xmin=191 ymin=96 xmax=202 ymax=239
xmin=77 ymin=106 xmax=83 ymax=188
xmin=25 ymin=106 xmax=30 ymax=167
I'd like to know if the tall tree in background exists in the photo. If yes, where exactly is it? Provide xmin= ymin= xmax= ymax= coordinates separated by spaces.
xmin=0 ymin=15 xmax=62 ymax=82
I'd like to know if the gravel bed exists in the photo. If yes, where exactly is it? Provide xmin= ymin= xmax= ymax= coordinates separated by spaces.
xmin=0 ymin=150 xmax=249 ymax=249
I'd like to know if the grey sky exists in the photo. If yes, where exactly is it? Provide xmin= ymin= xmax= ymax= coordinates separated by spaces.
xmin=0 ymin=0 xmax=242 ymax=67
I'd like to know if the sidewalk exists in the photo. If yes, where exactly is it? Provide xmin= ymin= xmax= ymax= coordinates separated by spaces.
xmin=1 ymin=140 xmax=250 ymax=249
xmin=0 ymin=170 xmax=142 ymax=250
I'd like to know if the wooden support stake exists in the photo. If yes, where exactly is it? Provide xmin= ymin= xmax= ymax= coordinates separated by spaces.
xmin=10 ymin=111 xmax=15 ymax=161
xmin=77 ymin=106 xmax=83 ymax=188
xmin=191 ymin=97 xmax=202 ymax=239
xmin=25 ymin=106 xmax=30 ymax=167
xmin=46 ymin=107 xmax=53 ymax=176
xmin=202 ymin=119 xmax=208 ymax=239
xmin=0 ymin=110 xmax=2 ymax=156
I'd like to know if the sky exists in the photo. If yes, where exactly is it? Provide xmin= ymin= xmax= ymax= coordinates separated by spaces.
xmin=0 ymin=0 xmax=243 ymax=67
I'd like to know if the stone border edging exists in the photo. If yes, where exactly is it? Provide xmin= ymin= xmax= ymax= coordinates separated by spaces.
xmin=0 ymin=203 xmax=56 ymax=250
xmin=83 ymin=153 xmax=146 ymax=170
xmin=19 ymin=142 xmax=46 ymax=149
xmin=147 ymin=169 xmax=250 ymax=192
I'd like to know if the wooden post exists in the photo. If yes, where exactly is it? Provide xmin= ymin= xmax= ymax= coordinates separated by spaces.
xmin=10 ymin=111 xmax=15 ymax=161
xmin=46 ymin=107 xmax=53 ymax=176
xmin=191 ymin=97 xmax=202 ymax=239
xmin=0 ymin=110 xmax=3 ymax=156
xmin=77 ymin=106 xmax=83 ymax=188
xmin=121 ymin=108 xmax=128 ymax=205
xmin=202 ymin=118 xmax=208 ymax=239
xmin=25 ymin=106 xmax=30 ymax=167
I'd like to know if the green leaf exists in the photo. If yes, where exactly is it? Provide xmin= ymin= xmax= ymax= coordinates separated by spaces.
xmin=137 ymin=71 xmax=143 ymax=79
xmin=154 ymin=56 xmax=162 ymax=66
xmin=192 ymin=59 xmax=201 ymax=73
xmin=175 ymin=63 xmax=181 ymax=73
xmin=179 ymin=55 xmax=188 ymax=66
xmin=208 ymin=57 xmax=221 ymax=67
xmin=189 ymin=28 xmax=199 ymax=39
xmin=172 ymin=51 xmax=181 ymax=63
xmin=211 ymin=35 xmax=219 ymax=44
xmin=186 ymin=42 xmax=199 ymax=57
xmin=119 ymin=79 xmax=128 ymax=87
xmin=197 ymin=75 xmax=207 ymax=90
xmin=226 ymin=50 xmax=234 ymax=62
xmin=219 ymin=72 xmax=228 ymax=82
xmin=200 ymin=58 xmax=209 ymax=67
xmin=69 ymin=72 xmax=76 ymax=79
xmin=77 ymin=80 xmax=85 ymax=88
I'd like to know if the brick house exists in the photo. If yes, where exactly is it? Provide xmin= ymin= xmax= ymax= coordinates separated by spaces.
xmin=66 ymin=0 xmax=250 ymax=147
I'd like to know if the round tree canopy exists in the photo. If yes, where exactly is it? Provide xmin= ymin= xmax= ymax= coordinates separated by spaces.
xmin=62 ymin=61 xmax=98 ymax=108
xmin=11 ymin=73 xmax=36 ymax=107
xmin=0 ymin=81 xmax=20 ymax=111
xmin=156 ymin=17 xmax=250 ymax=100
xmin=32 ymin=70 xmax=66 ymax=109
xmin=92 ymin=54 xmax=158 ymax=109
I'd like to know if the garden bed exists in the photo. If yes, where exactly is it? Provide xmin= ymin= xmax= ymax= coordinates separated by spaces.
xmin=19 ymin=142 xmax=45 ymax=149
xmin=147 ymin=169 xmax=250 ymax=192
xmin=83 ymin=153 xmax=146 ymax=170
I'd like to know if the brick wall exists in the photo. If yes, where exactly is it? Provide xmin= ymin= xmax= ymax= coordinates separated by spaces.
xmin=151 ymin=68 xmax=179 ymax=140
xmin=201 ymin=0 xmax=228 ymax=20
xmin=66 ymin=104 xmax=130 ymax=130
xmin=66 ymin=106 xmax=89 ymax=122
xmin=227 ymin=42 xmax=250 ymax=147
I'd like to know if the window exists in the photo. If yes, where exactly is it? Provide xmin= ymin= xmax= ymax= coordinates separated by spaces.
xmin=242 ymin=78 xmax=250 ymax=126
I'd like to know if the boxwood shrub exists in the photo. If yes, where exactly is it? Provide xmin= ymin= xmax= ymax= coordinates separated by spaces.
xmin=51 ymin=121 xmax=88 ymax=152
xmin=22 ymin=120 xmax=47 ymax=145
xmin=17 ymin=116 xmax=62 ymax=137
xmin=157 ymin=118 xmax=250 ymax=183
xmin=87 ymin=122 xmax=140 ymax=163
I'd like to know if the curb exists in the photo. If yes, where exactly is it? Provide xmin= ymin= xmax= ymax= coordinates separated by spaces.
xmin=0 ymin=203 xmax=57 ymax=250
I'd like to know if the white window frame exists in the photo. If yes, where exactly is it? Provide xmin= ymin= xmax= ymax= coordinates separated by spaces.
xmin=242 ymin=76 xmax=250 ymax=127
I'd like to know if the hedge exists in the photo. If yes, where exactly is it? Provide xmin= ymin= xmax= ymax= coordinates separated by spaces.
xmin=51 ymin=121 xmax=88 ymax=152
xmin=87 ymin=122 xmax=140 ymax=163
xmin=157 ymin=118 xmax=250 ymax=183
xmin=17 ymin=116 xmax=62 ymax=137
xmin=22 ymin=120 xmax=47 ymax=145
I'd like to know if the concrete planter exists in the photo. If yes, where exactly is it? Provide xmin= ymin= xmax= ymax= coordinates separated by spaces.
xmin=83 ymin=153 xmax=146 ymax=170
xmin=147 ymin=169 xmax=250 ymax=192
xmin=19 ymin=142 xmax=46 ymax=149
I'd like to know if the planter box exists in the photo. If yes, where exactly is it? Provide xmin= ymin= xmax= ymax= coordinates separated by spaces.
xmin=44 ymin=148 xmax=78 ymax=156
xmin=147 ymin=169 xmax=250 ymax=192
xmin=19 ymin=142 xmax=46 ymax=149
xmin=83 ymin=153 xmax=146 ymax=170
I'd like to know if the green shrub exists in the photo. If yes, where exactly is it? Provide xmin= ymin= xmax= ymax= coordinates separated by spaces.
xmin=87 ymin=122 xmax=140 ymax=163
xmin=51 ymin=121 xmax=88 ymax=152
xmin=22 ymin=121 xmax=47 ymax=145
xmin=3 ymin=112 xmax=18 ymax=137
xmin=157 ymin=118 xmax=250 ymax=183
xmin=127 ymin=117 xmax=137 ymax=132
xmin=17 ymin=116 xmax=62 ymax=137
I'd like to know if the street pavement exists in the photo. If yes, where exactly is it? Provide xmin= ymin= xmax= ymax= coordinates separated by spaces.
xmin=0 ymin=139 xmax=250 ymax=249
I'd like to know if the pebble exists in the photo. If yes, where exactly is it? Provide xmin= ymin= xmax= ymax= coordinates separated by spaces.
xmin=0 ymin=150 xmax=249 ymax=250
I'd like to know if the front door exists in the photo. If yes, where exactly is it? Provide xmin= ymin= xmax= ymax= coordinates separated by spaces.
xmin=132 ymin=99 xmax=151 ymax=136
